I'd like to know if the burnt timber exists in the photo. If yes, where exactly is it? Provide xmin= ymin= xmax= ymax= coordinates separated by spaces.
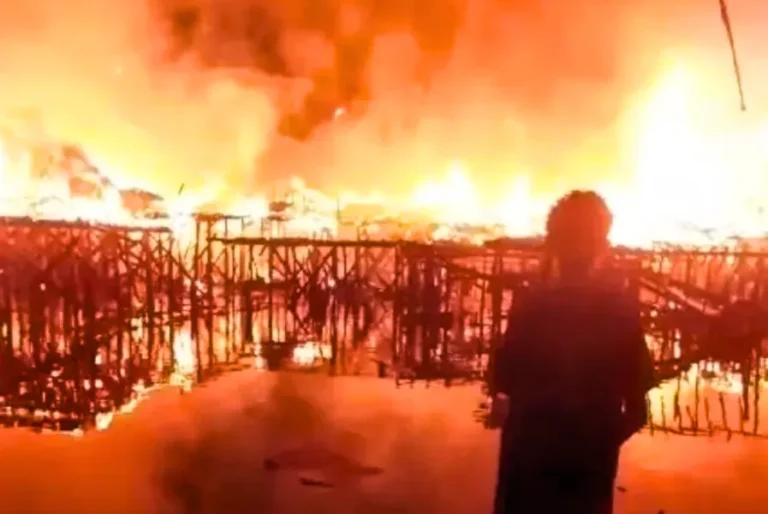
xmin=221 ymin=235 xmax=768 ymax=437
xmin=0 ymin=217 xmax=176 ymax=430
xmin=224 ymin=237 xmax=768 ymax=375
xmin=0 ymin=214 xmax=249 ymax=430
xmin=0 ymin=213 xmax=767 ymax=437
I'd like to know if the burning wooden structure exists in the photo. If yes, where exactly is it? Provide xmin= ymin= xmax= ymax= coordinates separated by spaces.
xmin=180 ymin=214 xmax=250 ymax=378
xmin=1 ymin=206 xmax=767 ymax=438
xmin=221 ymin=234 xmax=768 ymax=437
xmin=220 ymin=237 xmax=399 ymax=373
xmin=0 ymin=213 xmax=252 ymax=431
xmin=0 ymin=217 xmax=177 ymax=430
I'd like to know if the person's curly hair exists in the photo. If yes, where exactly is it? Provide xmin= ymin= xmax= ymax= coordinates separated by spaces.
xmin=545 ymin=190 xmax=613 ymax=260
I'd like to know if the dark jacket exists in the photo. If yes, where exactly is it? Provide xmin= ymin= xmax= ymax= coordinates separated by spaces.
xmin=492 ymin=282 xmax=655 ymax=514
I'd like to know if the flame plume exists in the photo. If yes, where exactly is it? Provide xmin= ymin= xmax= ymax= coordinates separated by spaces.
xmin=0 ymin=1 xmax=763 ymax=245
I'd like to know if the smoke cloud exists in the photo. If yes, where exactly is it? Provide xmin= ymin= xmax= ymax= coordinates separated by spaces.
xmin=154 ymin=0 xmax=766 ymax=197
xmin=0 ymin=0 xmax=295 ymax=199
xmin=0 ymin=0 xmax=763 ymax=203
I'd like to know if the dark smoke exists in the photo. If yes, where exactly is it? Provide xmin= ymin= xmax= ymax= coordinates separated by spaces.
xmin=155 ymin=0 xmax=467 ymax=140
xmin=0 ymin=0 xmax=763 ymax=203
xmin=148 ymin=0 xmax=681 ymax=192
xmin=147 ymin=0 xmax=767 ymax=196
xmin=153 ymin=0 xmax=633 ymax=141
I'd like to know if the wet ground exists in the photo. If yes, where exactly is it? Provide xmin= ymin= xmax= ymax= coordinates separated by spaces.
xmin=0 ymin=370 xmax=765 ymax=513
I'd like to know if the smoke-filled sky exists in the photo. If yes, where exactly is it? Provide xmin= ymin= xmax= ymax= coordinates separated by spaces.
xmin=0 ymin=0 xmax=764 ymax=200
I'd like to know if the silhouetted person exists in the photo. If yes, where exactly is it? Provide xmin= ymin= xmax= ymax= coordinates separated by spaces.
xmin=491 ymin=191 xmax=655 ymax=514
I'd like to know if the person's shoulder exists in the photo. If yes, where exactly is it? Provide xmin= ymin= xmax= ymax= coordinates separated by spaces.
xmin=586 ymin=271 xmax=632 ymax=301
xmin=514 ymin=281 xmax=555 ymax=308
xmin=584 ymin=277 xmax=639 ymax=321
xmin=508 ymin=282 xmax=550 ymax=321
xmin=598 ymin=289 xmax=643 ymax=343
xmin=608 ymin=285 xmax=639 ymax=311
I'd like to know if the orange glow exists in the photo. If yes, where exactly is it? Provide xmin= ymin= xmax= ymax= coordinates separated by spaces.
xmin=2 ymin=60 xmax=763 ymax=249
xmin=0 ymin=0 xmax=759 ymax=250
xmin=292 ymin=342 xmax=331 ymax=367
xmin=2 ymin=0 xmax=763 ymax=441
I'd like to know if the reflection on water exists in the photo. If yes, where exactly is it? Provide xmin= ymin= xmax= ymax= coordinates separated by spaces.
xmin=647 ymin=358 xmax=768 ymax=437
xmin=0 ymin=372 xmax=767 ymax=513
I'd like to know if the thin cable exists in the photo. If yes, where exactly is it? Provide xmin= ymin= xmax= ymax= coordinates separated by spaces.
xmin=718 ymin=0 xmax=747 ymax=111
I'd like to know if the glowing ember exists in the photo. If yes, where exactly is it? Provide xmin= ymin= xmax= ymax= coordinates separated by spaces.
xmin=170 ymin=329 xmax=196 ymax=391
xmin=292 ymin=342 xmax=330 ymax=367
xmin=94 ymin=382 xmax=153 ymax=431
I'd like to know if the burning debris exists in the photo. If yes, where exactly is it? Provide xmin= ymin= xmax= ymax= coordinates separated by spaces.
xmin=0 ymin=212 xmax=195 ymax=433
xmin=0 ymin=117 xmax=765 ymax=439
xmin=0 ymin=23 xmax=765 ymax=437
xmin=0 ymin=125 xmax=170 ymax=224
xmin=0 ymin=0 xmax=763 ymax=451
xmin=119 ymin=189 xmax=166 ymax=217
xmin=0 ymin=349 xmax=150 ymax=432
xmin=0 ymin=174 xmax=765 ymax=439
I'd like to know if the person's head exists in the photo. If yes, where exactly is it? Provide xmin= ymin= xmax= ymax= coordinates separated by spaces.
xmin=545 ymin=190 xmax=613 ymax=278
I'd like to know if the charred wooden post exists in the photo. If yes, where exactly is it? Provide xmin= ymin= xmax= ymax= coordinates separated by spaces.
xmin=241 ymin=243 xmax=257 ymax=346
xmin=0 ymin=217 xmax=181 ymax=432
xmin=479 ymin=239 xmax=768 ymax=438
xmin=391 ymin=248 xmax=402 ymax=365
xmin=422 ymin=247 xmax=438 ymax=375
xmin=267 ymin=243 xmax=275 ymax=350
xmin=191 ymin=218 xmax=202 ymax=381
xmin=217 ymin=237 xmax=398 ymax=373
xmin=205 ymin=219 xmax=215 ymax=370
xmin=329 ymin=247 xmax=339 ymax=374
xmin=402 ymin=247 xmax=420 ymax=372
xmin=197 ymin=231 xmax=768 ymax=438
xmin=183 ymin=215 xmax=249 ymax=377
xmin=167 ymin=231 xmax=177 ymax=370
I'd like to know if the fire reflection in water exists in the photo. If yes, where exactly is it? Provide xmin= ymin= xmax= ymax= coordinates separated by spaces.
xmin=169 ymin=329 xmax=196 ymax=392
xmin=292 ymin=342 xmax=331 ymax=367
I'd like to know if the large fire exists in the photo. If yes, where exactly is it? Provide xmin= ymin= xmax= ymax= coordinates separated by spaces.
xmin=0 ymin=0 xmax=764 ymax=433
xmin=0 ymin=62 xmax=764 ymax=248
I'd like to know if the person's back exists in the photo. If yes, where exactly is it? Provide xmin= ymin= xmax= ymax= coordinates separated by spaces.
xmin=491 ymin=191 xmax=655 ymax=514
